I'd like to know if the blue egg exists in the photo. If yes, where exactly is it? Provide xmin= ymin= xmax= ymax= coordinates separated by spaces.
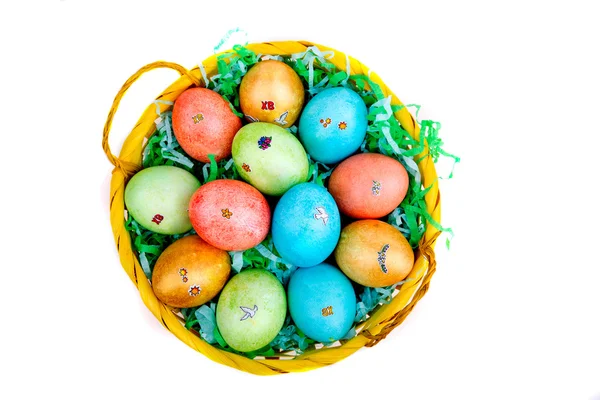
xmin=272 ymin=183 xmax=341 ymax=267
xmin=287 ymin=263 xmax=356 ymax=343
xmin=298 ymin=87 xmax=368 ymax=164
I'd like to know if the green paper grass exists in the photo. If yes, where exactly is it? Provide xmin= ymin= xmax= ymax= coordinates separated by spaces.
xmin=125 ymin=44 xmax=458 ymax=357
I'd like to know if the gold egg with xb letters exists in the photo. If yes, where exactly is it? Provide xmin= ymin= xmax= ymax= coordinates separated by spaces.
xmin=151 ymin=235 xmax=231 ymax=308
xmin=239 ymin=60 xmax=305 ymax=128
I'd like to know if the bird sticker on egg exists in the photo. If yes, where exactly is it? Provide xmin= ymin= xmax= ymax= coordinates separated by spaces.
xmin=239 ymin=305 xmax=258 ymax=321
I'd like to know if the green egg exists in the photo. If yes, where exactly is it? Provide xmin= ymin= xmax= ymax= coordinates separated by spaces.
xmin=124 ymin=165 xmax=200 ymax=234
xmin=232 ymin=122 xmax=309 ymax=196
xmin=216 ymin=269 xmax=287 ymax=353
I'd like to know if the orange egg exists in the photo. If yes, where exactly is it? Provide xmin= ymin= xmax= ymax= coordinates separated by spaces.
xmin=172 ymin=88 xmax=242 ymax=162
xmin=239 ymin=60 xmax=305 ymax=128
xmin=151 ymin=235 xmax=231 ymax=308
xmin=328 ymin=153 xmax=409 ymax=219
xmin=334 ymin=220 xmax=414 ymax=288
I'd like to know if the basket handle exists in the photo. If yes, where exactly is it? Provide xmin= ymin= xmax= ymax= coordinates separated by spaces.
xmin=102 ymin=61 xmax=201 ymax=176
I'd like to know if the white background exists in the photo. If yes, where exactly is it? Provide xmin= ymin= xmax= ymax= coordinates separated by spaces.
xmin=1 ymin=1 xmax=599 ymax=399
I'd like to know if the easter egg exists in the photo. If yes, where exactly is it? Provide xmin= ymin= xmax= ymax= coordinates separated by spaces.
xmin=151 ymin=235 xmax=231 ymax=308
xmin=328 ymin=153 xmax=409 ymax=219
xmin=216 ymin=269 xmax=287 ymax=352
xmin=272 ymin=183 xmax=341 ymax=267
xmin=335 ymin=220 xmax=414 ymax=287
xmin=298 ymin=87 xmax=368 ymax=164
xmin=287 ymin=263 xmax=356 ymax=343
xmin=232 ymin=122 xmax=309 ymax=196
xmin=172 ymin=87 xmax=242 ymax=162
xmin=188 ymin=179 xmax=270 ymax=251
xmin=239 ymin=60 xmax=304 ymax=128
xmin=124 ymin=166 xmax=200 ymax=235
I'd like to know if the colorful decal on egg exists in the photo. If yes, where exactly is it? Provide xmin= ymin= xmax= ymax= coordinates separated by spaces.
xmin=372 ymin=180 xmax=382 ymax=196
xmin=261 ymin=100 xmax=275 ymax=111
xmin=191 ymin=113 xmax=204 ymax=124
xmin=221 ymin=208 xmax=233 ymax=219
xmin=377 ymin=244 xmax=390 ymax=273
xmin=338 ymin=121 xmax=348 ymax=130
xmin=178 ymin=268 xmax=188 ymax=283
xmin=321 ymin=305 xmax=334 ymax=317
xmin=274 ymin=110 xmax=289 ymax=126
xmin=188 ymin=285 xmax=202 ymax=296
xmin=320 ymin=118 xmax=332 ymax=128
xmin=151 ymin=214 xmax=164 ymax=225
xmin=314 ymin=207 xmax=329 ymax=225
xmin=239 ymin=305 xmax=258 ymax=321
xmin=242 ymin=163 xmax=252 ymax=172
xmin=245 ymin=114 xmax=259 ymax=123
xmin=258 ymin=136 xmax=272 ymax=150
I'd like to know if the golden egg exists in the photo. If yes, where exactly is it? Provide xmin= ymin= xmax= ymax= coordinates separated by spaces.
xmin=151 ymin=235 xmax=231 ymax=308
xmin=334 ymin=220 xmax=414 ymax=288
xmin=239 ymin=60 xmax=305 ymax=128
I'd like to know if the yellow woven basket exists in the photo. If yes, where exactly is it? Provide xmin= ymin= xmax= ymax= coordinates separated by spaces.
xmin=103 ymin=41 xmax=442 ymax=375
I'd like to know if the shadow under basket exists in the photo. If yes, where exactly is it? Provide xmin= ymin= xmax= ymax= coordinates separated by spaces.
xmin=102 ymin=40 xmax=443 ymax=375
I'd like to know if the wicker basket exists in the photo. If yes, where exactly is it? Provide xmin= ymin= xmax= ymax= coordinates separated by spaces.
xmin=102 ymin=41 xmax=442 ymax=375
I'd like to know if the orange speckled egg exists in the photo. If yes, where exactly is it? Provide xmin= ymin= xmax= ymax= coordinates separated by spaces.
xmin=239 ymin=60 xmax=304 ymax=128
xmin=152 ymin=235 xmax=231 ymax=308
xmin=328 ymin=153 xmax=409 ymax=219
xmin=172 ymin=88 xmax=242 ymax=162
xmin=334 ymin=220 xmax=414 ymax=288
xmin=188 ymin=179 xmax=271 ymax=251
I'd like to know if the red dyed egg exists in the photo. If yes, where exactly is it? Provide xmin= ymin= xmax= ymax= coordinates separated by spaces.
xmin=172 ymin=88 xmax=242 ymax=163
xmin=188 ymin=179 xmax=271 ymax=251
xmin=328 ymin=153 xmax=409 ymax=219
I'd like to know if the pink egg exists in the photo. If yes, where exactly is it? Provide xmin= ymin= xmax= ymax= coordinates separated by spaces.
xmin=188 ymin=179 xmax=271 ymax=251
xmin=172 ymin=88 xmax=242 ymax=163
xmin=328 ymin=153 xmax=409 ymax=219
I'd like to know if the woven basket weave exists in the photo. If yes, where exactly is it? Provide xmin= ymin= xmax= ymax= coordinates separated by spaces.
xmin=102 ymin=41 xmax=442 ymax=375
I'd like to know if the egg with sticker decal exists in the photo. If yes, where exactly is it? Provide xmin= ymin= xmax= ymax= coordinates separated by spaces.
xmin=329 ymin=153 xmax=409 ymax=219
xmin=188 ymin=179 xmax=271 ymax=251
xmin=124 ymin=165 xmax=200 ymax=235
xmin=239 ymin=60 xmax=304 ymax=128
xmin=216 ymin=269 xmax=287 ymax=353
xmin=151 ymin=235 xmax=231 ymax=309
xmin=298 ymin=87 xmax=368 ymax=164
xmin=232 ymin=122 xmax=308 ymax=196
xmin=334 ymin=220 xmax=414 ymax=288
xmin=172 ymin=88 xmax=242 ymax=163
xmin=272 ymin=183 xmax=341 ymax=267
xmin=287 ymin=263 xmax=356 ymax=343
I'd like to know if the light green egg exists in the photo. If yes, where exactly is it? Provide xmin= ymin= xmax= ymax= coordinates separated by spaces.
xmin=124 ymin=165 xmax=200 ymax=234
xmin=232 ymin=122 xmax=309 ymax=196
xmin=216 ymin=269 xmax=287 ymax=353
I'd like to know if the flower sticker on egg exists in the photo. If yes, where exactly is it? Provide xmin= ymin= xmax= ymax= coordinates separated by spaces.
xmin=320 ymin=118 xmax=332 ymax=128
xmin=221 ymin=208 xmax=233 ymax=219
xmin=258 ymin=136 xmax=272 ymax=150
xmin=338 ymin=121 xmax=347 ymax=130
xmin=188 ymin=285 xmax=202 ymax=296
xmin=242 ymin=163 xmax=252 ymax=173
xmin=191 ymin=113 xmax=204 ymax=124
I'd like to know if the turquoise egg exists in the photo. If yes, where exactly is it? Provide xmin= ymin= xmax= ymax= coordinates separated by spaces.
xmin=272 ymin=183 xmax=341 ymax=267
xmin=287 ymin=263 xmax=356 ymax=343
xmin=298 ymin=87 xmax=368 ymax=164
xmin=124 ymin=166 xmax=200 ymax=234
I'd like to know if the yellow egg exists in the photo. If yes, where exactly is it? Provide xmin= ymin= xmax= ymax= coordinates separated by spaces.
xmin=239 ymin=60 xmax=305 ymax=128
xmin=151 ymin=235 xmax=231 ymax=308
